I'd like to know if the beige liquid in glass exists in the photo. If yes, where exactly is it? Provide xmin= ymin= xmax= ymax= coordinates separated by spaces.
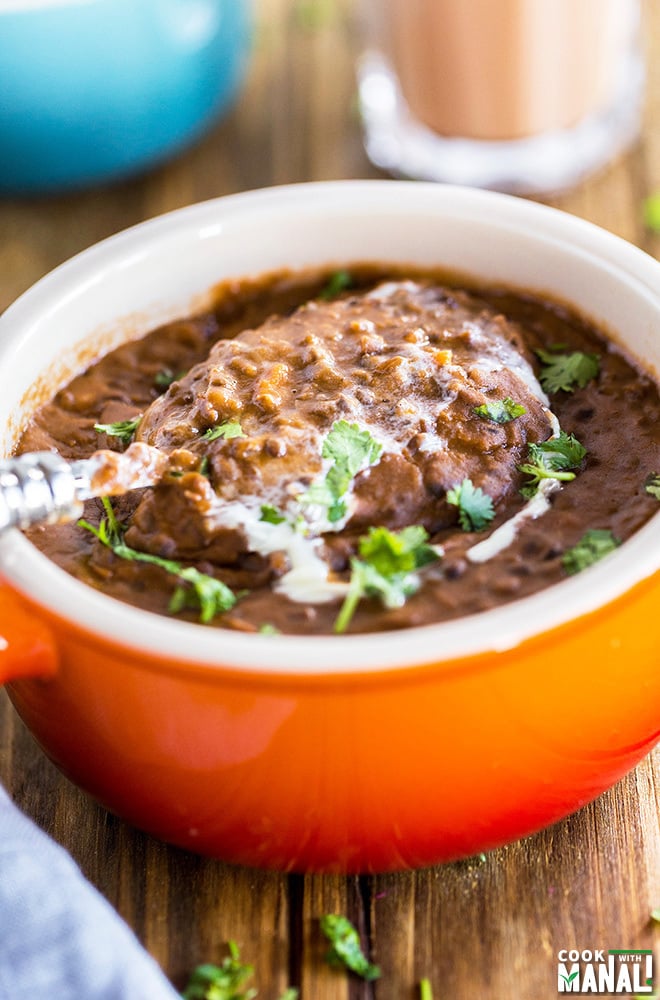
xmin=382 ymin=0 xmax=635 ymax=140
xmin=359 ymin=0 xmax=643 ymax=191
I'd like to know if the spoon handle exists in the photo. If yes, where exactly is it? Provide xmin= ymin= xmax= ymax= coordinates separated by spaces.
xmin=0 ymin=443 xmax=167 ymax=535
xmin=0 ymin=452 xmax=91 ymax=534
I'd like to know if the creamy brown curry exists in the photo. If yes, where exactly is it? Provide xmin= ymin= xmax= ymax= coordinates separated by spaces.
xmin=17 ymin=266 xmax=660 ymax=634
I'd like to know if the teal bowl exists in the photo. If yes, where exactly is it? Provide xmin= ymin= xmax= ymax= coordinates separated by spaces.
xmin=0 ymin=0 xmax=251 ymax=195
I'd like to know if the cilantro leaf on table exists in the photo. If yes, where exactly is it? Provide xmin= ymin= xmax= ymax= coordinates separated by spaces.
xmin=93 ymin=414 xmax=142 ymax=444
xmin=536 ymin=348 xmax=600 ymax=394
xmin=334 ymin=525 xmax=439 ymax=633
xmin=446 ymin=478 xmax=495 ymax=532
xmin=181 ymin=942 xmax=256 ymax=1000
xmin=294 ymin=0 xmax=341 ymax=31
xmin=518 ymin=430 xmax=586 ymax=496
xmin=202 ymin=421 xmax=245 ymax=442
xmin=561 ymin=528 xmax=620 ymax=575
xmin=300 ymin=420 xmax=383 ymax=523
xmin=474 ymin=397 xmax=526 ymax=424
xmin=320 ymin=914 xmax=381 ymax=981
xmin=79 ymin=497 xmax=236 ymax=623
xmin=644 ymin=473 xmax=660 ymax=500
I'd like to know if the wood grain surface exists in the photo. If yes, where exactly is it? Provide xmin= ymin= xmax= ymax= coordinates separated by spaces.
xmin=1 ymin=2 xmax=660 ymax=998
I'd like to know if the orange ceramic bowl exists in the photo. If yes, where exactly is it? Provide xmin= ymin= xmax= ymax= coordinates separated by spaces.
xmin=0 ymin=182 xmax=659 ymax=873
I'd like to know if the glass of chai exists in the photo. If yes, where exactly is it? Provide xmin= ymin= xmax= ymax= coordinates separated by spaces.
xmin=357 ymin=0 xmax=644 ymax=194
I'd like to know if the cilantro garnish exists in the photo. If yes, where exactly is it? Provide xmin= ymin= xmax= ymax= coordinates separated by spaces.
xmin=536 ymin=348 xmax=600 ymax=394
xmin=320 ymin=914 xmax=381 ymax=981
xmin=474 ymin=397 xmax=526 ymax=424
xmin=301 ymin=420 xmax=382 ymax=523
xmin=260 ymin=504 xmax=287 ymax=525
xmin=202 ymin=421 xmax=245 ymax=442
xmin=323 ymin=419 xmax=382 ymax=476
xmin=518 ymin=431 xmax=586 ymax=496
xmin=182 ymin=942 xmax=256 ymax=1000
xmin=334 ymin=525 xmax=439 ymax=633
xmin=319 ymin=269 xmax=353 ymax=300
xmin=561 ymin=528 xmax=620 ymax=575
xmin=154 ymin=369 xmax=174 ymax=389
xmin=93 ymin=415 xmax=142 ymax=444
xmin=644 ymin=473 xmax=660 ymax=500
xmin=446 ymin=478 xmax=495 ymax=532
xmin=257 ymin=623 xmax=280 ymax=635
xmin=79 ymin=498 xmax=236 ymax=623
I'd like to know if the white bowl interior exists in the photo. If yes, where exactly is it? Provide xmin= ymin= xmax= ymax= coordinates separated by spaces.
xmin=1 ymin=180 xmax=659 ymax=673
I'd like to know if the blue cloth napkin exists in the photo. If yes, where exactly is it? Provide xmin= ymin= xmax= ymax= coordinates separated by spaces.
xmin=0 ymin=785 xmax=181 ymax=1000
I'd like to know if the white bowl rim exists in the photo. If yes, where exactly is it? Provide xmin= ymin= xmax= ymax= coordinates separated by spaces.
xmin=1 ymin=179 xmax=659 ymax=677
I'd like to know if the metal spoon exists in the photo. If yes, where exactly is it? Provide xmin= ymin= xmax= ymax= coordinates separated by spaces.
xmin=0 ymin=444 xmax=168 ymax=535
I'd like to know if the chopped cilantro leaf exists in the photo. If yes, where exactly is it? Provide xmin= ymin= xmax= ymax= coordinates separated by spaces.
xmin=474 ymin=397 xmax=526 ymax=424
xmin=446 ymin=478 xmax=495 ymax=532
xmin=93 ymin=415 xmax=142 ymax=444
xmin=341 ymin=559 xmax=418 ymax=619
xmin=320 ymin=914 xmax=381 ymax=981
xmin=561 ymin=528 xmax=620 ymax=575
xmin=79 ymin=498 xmax=235 ymax=623
xmin=300 ymin=477 xmax=347 ymax=522
xmin=325 ymin=465 xmax=353 ymax=522
xmin=202 ymin=421 xmax=245 ymax=442
xmin=260 ymin=503 xmax=287 ymax=524
xmin=154 ymin=369 xmax=174 ymax=388
xmin=322 ymin=419 xmax=383 ymax=473
xmin=257 ymin=623 xmax=280 ymax=635
xmin=319 ymin=269 xmax=353 ymax=300
xmin=300 ymin=420 xmax=382 ymax=523
xmin=644 ymin=473 xmax=660 ymax=500
xmin=182 ymin=941 xmax=256 ymax=1000
xmin=154 ymin=369 xmax=175 ymax=389
xmin=536 ymin=348 xmax=599 ymax=394
xmin=334 ymin=525 xmax=439 ymax=633
xmin=518 ymin=431 xmax=586 ymax=495
xmin=168 ymin=572 xmax=236 ymax=624
xmin=359 ymin=524 xmax=437 ymax=576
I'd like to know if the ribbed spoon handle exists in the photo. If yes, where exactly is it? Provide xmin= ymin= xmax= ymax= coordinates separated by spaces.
xmin=0 ymin=452 xmax=92 ymax=534
xmin=0 ymin=443 xmax=167 ymax=535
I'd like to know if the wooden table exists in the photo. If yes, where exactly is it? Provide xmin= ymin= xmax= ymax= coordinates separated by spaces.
xmin=1 ymin=2 xmax=660 ymax=997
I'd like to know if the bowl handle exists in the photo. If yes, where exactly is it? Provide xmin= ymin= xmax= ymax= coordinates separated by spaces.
xmin=0 ymin=584 xmax=58 ymax=683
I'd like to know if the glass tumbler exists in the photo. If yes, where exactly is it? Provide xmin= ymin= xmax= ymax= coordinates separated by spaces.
xmin=357 ymin=0 xmax=644 ymax=194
